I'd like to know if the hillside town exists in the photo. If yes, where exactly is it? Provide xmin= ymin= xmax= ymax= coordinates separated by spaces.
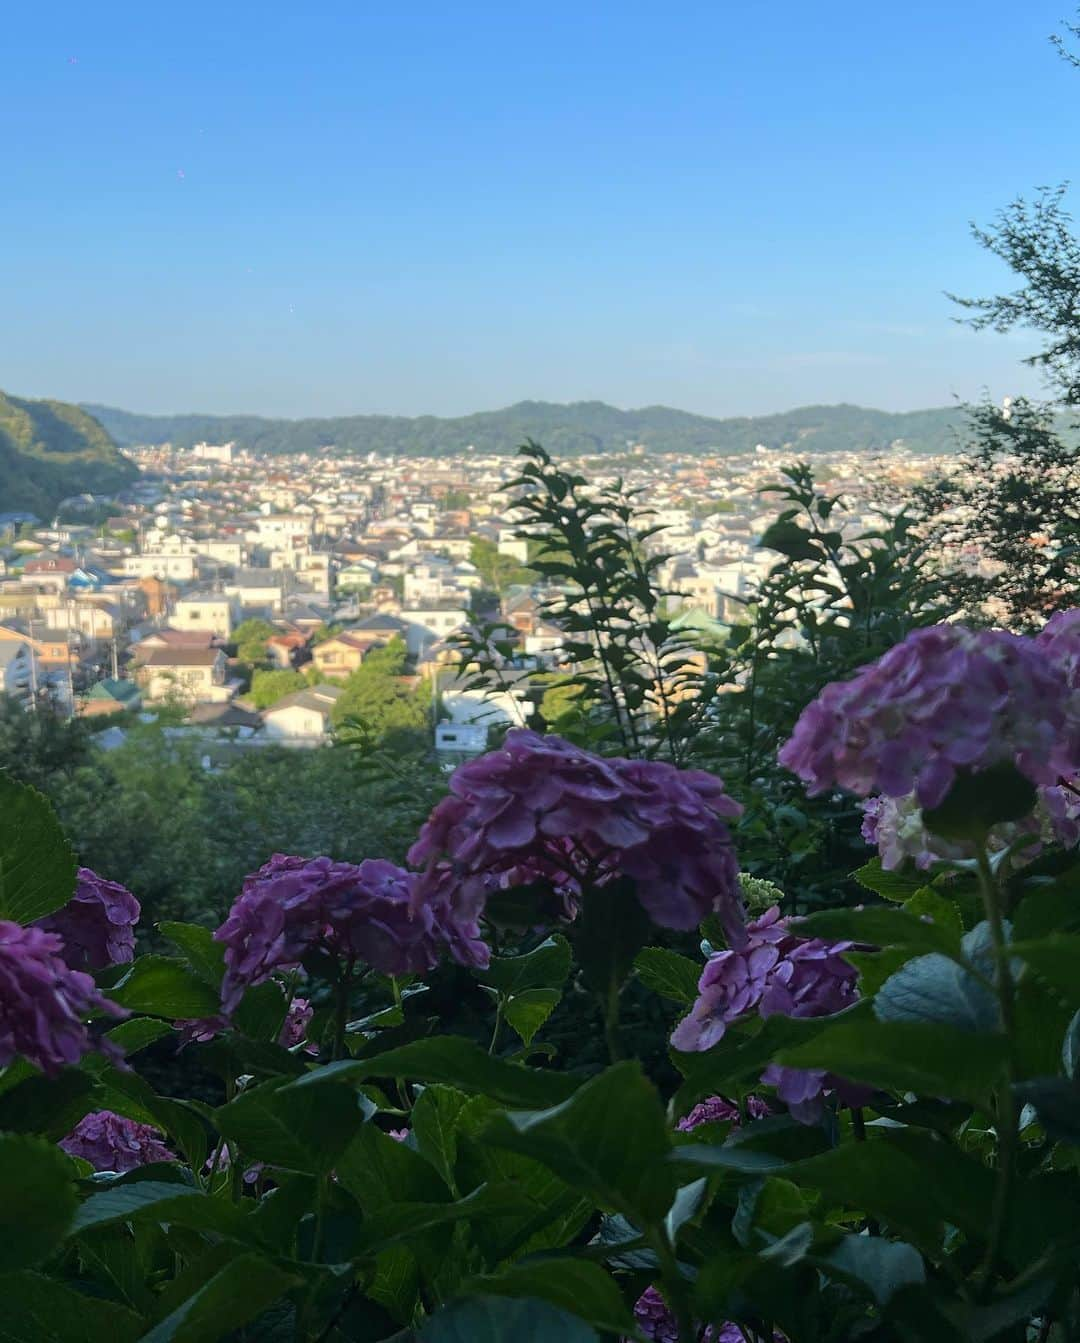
xmin=0 ymin=439 xmax=965 ymax=756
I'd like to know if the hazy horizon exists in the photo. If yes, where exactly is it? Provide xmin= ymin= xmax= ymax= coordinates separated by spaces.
xmin=3 ymin=0 xmax=1071 ymax=418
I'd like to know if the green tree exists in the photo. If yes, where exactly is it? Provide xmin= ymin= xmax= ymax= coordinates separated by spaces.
xmin=232 ymin=618 xmax=278 ymax=665
xmin=469 ymin=537 xmax=533 ymax=595
xmin=330 ymin=638 xmax=429 ymax=746
xmin=248 ymin=668 xmax=308 ymax=710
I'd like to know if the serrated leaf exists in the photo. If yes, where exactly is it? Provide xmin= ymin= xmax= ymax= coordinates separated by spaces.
xmin=0 ymin=1069 xmax=96 ymax=1140
xmin=159 ymin=922 xmax=226 ymax=988
xmin=0 ymin=1270 xmax=143 ymax=1343
xmin=874 ymin=954 xmax=999 ymax=1032
xmin=775 ymin=1017 xmax=1008 ymax=1104
xmin=815 ymin=1235 xmax=925 ymax=1305
xmin=110 ymin=956 xmax=222 ymax=1018
xmin=0 ymin=774 xmax=76 ymax=924
xmin=71 ymin=1180 xmax=258 ymax=1242
xmin=411 ymin=1084 xmax=469 ymax=1194
xmin=478 ymin=936 xmax=571 ymax=996
xmin=852 ymin=859 xmax=925 ymax=903
xmin=634 ymin=948 xmax=702 ymax=1005
xmin=795 ymin=906 xmax=963 ymax=958
xmin=923 ymin=763 xmax=1036 ymax=842
xmin=483 ymin=1062 xmax=675 ymax=1225
xmin=139 ymin=1252 xmax=300 ymax=1343
xmin=504 ymin=989 xmax=560 ymax=1047
xmin=215 ymin=1075 xmax=365 ymax=1174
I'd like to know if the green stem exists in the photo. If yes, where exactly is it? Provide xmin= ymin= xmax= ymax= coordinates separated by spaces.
xmin=488 ymin=1000 xmax=504 ymax=1056
xmin=601 ymin=979 xmax=624 ymax=1063
xmin=974 ymin=843 xmax=1019 ymax=1298
xmin=331 ymin=959 xmax=356 ymax=1062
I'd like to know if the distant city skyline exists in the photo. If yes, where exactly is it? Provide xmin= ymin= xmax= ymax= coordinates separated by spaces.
xmin=2 ymin=0 xmax=1074 ymax=418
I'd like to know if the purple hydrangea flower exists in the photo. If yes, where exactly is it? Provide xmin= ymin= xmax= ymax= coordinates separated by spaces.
xmin=408 ymin=729 xmax=745 ymax=943
xmin=672 ymin=907 xmax=859 ymax=1124
xmin=388 ymin=1127 xmax=410 ymax=1142
xmin=625 ymin=1288 xmax=765 ymax=1343
xmin=60 ymin=1110 xmax=174 ymax=1172
xmin=35 ymin=868 xmax=140 ymax=971
xmin=779 ymin=623 xmax=1080 ymax=810
xmin=279 ymin=996 xmax=317 ymax=1052
xmin=0 ymin=921 xmax=126 ymax=1076
xmin=216 ymin=854 xmax=482 ymax=1014
xmin=676 ymin=1094 xmax=771 ymax=1132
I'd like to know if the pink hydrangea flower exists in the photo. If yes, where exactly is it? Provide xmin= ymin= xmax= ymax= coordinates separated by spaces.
xmin=35 ymin=868 xmax=140 ymax=971
xmin=409 ymin=730 xmax=745 ymax=943
xmin=215 ymin=854 xmax=484 ymax=1015
xmin=60 ymin=1110 xmax=174 ymax=1172
xmin=0 ymin=921 xmax=126 ymax=1075
xmin=625 ymin=1287 xmax=774 ymax=1343
xmin=779 ymin=623 xmax=1080 ymax=809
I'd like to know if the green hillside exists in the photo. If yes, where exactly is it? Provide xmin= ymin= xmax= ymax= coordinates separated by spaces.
xmin=83 ymin=399 xmax=966 ymax=459
xmin=0 ymin=392 xmax=137 ymax=518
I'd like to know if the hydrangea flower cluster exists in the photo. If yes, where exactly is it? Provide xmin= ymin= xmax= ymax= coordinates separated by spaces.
xmin=626 ymin=1288 xmax=772 ymax=1343
xmin=0 ymin=922 xmax=126 ymax=1075
xmin=779 ymin=623 xmax=1080 ymax=810
xmin=671 ymin=906 xmax=858 ymax=1123
xmin=676 ymin=1094 xmax=771 ymax=1132
xmin=408 ymin=729 xmax=746 ymax=942
xmin=60 ymin=1110 xmax=174 ymax=1172
xmin=215 ymin=854 xmax=487 ymax=1014
xmin=35 ymin=868 xmax=140 ymax=971
xmin=861 ymin=777 xmax=1080 ymax=871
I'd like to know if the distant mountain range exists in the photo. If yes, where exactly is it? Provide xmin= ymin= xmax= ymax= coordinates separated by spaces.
xmin=0 ymin=392 xmax=137 ymax=518
xmin=83 ymin=400 xmax=967 ymax=460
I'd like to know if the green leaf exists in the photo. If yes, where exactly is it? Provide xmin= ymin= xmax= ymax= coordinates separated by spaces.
xmin=1065 ymin=1009 xmax=1080 ymax=1080
xmin=215 ymin=1075 xmax=365 ymax=1174
xmin=366 ymin=1245 xmax=419 ymax=1324
xmin=1012 ymin=935 xmax=1080 ymax=1008
xmin=852 ymin=859 xmax=926 ymax=903
xmin=483 ymin=1062 xmax=675 ymax=1225
xmin=923 ymin=762 xmax=1037 ymax=841
xmin=0 ymin=1135 xmax=77 ymax=1270
xmin=109 ymin=956 xmax=222 ymax=1018
xmin=159 ymin=921 xmax=226 ymax=988
xmin=815 ymin=1234 xmax=925 ymax=1305
xmin=573 ymin=877 xmax=652 ymax=999
xmin=760 ymin=519 xmax=822 ymax=562
xmin=904 ymin=887 xmax=964 ymax=936
xmin=504 ymin=989 xmax=561 ymax=1047
xmin=419 ymin=1296 xmax=599 ymax=1342
xmin=336 ymin=1123 xmax=444 ymax=1212
xmin=0 ymin=774 xmax=76 ymax=924
xmin=350 ymin=1183 xmax=533 ymax=1255
xmin=478 ymin=936 xmax=571 ymax=996
xmin=775 ymin=1018 xmax=1008 ymax=1104
xmin=673 ymin=1006 xmax=871 ymax=1113
xmin=787 ymin=1132 xmax=994 ymax=1252
xmin=794 ymin=907 xmax=962 ymax=958
xmin=0 ymin=1270 xmax=143 ymax=1343
xmin=71 ymin=1181 xmax=259 ymax=1242
xmin=462 ymin=1258 xmax=635 ymax=1335
xmin=0 ymin=1069 xmax=95 ymax=1140
xmin=874 ymin=954 xmax=999 ymax=1031
xmin=104 ymin=1017 xmax=174 ymax=1058
xmin=92 ymin=1066 xmax=209 ymax=1174
xmin=634 ymin=947 xmax=702 ymax=1005
xmin=139 ymin=1252 xmax=300 ymax=1343
xmin=289 ymin=1037 xmax=581 ymax=1110
xmin=411 ymin=1084 xmax=469 ymax=1193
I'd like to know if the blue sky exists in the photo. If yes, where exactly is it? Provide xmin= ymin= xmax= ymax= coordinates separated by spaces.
xmin=2 ymin=0 xmax=1077 ymax=419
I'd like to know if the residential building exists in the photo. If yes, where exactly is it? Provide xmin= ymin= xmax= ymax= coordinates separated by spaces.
xmin=172 ymin=592 xmax=237 ymax=640
xmin=137 ymin=647 xmax=231 ymax=703
xmin=262 ymin=684 xmax=343 ymax=745
xmin=0 ymin=642 xmax=32 ymax=706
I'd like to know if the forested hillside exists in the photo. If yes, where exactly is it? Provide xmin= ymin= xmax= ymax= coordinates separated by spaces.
xmin=0 ymin=391 xmax=136 ymax=516
xmin=84 ymin=398 xmax=965 ymax=458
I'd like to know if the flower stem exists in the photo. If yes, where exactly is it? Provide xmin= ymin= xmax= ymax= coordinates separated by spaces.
xmin=488 ymin=1000 xmax=504 ymax=1056
xmin=600 ymin=978 xmax=624 ymax=1063
xmin=649 ymin=1230 xmax=696 ymax=1343
xmin=974 ymin=842 xmax=1019 ymax=1297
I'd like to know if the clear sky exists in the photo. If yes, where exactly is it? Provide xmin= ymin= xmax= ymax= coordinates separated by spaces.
xmin=2 ymin=0 xmax=1077 ymax=420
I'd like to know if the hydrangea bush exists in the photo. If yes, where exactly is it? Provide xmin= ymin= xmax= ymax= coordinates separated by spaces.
xmin=2 ymin=614 xmax=1080 ymax=1340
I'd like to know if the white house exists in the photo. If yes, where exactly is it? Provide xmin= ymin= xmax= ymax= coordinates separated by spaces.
xmin=172 ymin=592 xmax=238 ymax=640
xmin=120 ymin=553 xmax=199 ymax=583
xmin=262 ymin=684 xmax=343 ymax=746
xmin=400 ymin=605 xmax=469 ymax=657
